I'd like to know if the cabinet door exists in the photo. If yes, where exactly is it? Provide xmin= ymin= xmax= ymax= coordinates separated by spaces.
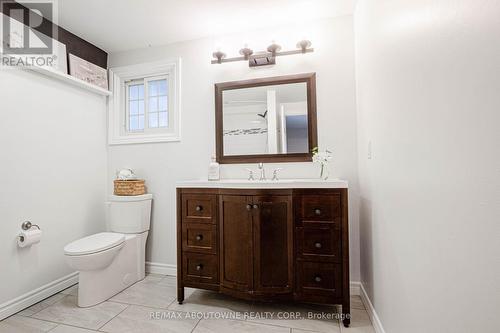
xmin=253 ymin=195 xmax=293 ymax=294
xmin=220 ymin=195 xmax=253 ymax=292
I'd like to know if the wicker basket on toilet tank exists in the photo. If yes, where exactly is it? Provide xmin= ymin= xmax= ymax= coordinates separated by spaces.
xmin=113 ymin=180 xmax=146 ymax=196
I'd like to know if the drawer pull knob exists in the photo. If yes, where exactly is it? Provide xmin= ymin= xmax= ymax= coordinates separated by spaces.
xmin=246 ymin=204 xmax=252 ymax=211
xmin=253 ymin=204 xmax=259 ymax=210
xmin=196 ymin=234 xmax=203 ymax=241
xmin=196 ymin=264 xmax=203 ymax=271
xmin=314 ymin=275 xmax=322 ymax=283
xmin=314 ymin=242 xmax=322 ymax=249
xmin=314 ymin=208 xmax=322 ymax=216
xmin=195 ymin=205 xmax=203 ymax=211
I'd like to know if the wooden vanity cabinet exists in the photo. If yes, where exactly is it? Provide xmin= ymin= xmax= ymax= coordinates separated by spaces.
xmin=177 ymin=187 xmax=350 ymax=327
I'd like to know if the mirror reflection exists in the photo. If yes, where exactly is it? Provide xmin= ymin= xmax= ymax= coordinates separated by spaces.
xmin=222 ymin=82 xmax=308 ymax=156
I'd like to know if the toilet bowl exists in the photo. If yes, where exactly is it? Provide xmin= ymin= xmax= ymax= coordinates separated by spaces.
xmin=65 ymin=233 xmax=125 ymax=271
xmin=64 ymin=194 xmax=152 ymax=307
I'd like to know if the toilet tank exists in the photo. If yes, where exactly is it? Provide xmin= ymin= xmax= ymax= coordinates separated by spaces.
xmin=106 ymin=194 xmax=153 ymax=233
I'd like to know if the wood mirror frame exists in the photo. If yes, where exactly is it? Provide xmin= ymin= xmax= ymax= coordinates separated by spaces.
xmin=215 ymin=73 xmax=318 ymax=164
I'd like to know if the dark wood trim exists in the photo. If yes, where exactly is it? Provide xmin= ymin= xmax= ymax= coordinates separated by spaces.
xmin=215 ymin=73 xmax=318 ymax=164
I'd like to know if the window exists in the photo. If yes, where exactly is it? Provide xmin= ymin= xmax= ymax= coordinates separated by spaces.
xmin=125 ymin=77 xmax=169 ymax=132
xmin=108 ymin=59 xmax=181 ymax=144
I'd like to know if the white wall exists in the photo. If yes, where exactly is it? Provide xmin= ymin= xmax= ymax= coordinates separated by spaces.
xmin=108 ymin=16 xmax=360 ymax=281
xmin=355 ymin=1 xmax=500 ymax=332
xmin=0 ymin=69 xmax=107 ymax=317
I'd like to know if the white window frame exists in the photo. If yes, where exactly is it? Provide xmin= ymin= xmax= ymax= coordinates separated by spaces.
xmin=108 ymin=58 xmax=181 ymax=145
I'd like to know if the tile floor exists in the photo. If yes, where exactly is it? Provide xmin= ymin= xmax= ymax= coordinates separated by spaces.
xmin=1 ymin=274 xmax=375 ymax=333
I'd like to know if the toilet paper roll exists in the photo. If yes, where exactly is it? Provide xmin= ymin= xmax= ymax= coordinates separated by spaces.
xmin=18 ymin=229 xmax=42 ymax=248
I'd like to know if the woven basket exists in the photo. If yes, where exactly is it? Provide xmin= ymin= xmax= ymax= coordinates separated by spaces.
xmin=114 ymin=179 xmax=146 ymax=196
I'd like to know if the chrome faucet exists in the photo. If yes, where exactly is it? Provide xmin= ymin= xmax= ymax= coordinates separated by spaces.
xmin=245 ymin=168 xmax=255 ymax=181
xmin=258 ymin=163 xmax=266 ymax=181
xmin=272 ymin=168 xmax=283 ymax=181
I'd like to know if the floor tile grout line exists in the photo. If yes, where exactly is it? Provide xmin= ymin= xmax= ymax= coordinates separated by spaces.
xmin=96 ymin=303 xmax=131 ymax=331
xmin=15 ymin=315 xmax=100 ymax=332
xmin=165 ymin=297 xmax=177 ymax=309
xmin=105 ymin=297 xmax=177 ymax=308
xmin=244 ymin=318 xmax=340 ymax=332
xmin=290 ymin=328 xmax=328 ymax=333
xmin=16 ymin=293 xmax=71 ymax=318
xmin=189 ymin=317 xmax=202 ymax=333
xmin=24 ymin=296 xmax=128 ymax=332
xmin=46 ymin=323 xmax=60 ymax=332
xmin=190 ymin=316 xmax=332 ymax=333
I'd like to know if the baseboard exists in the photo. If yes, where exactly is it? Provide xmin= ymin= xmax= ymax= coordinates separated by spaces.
xmin=145 ymin=261 xmax=177 ymax=276
xmin=0 ymin=272 xmax=78 ymax=320
xmin=359 ymin=282 xmax=386 ymax=333
xmin=350 ymin=281 xmax=361 ymax=296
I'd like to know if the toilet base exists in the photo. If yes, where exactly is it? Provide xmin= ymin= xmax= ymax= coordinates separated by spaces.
xmin=77 ymin=232 xmax=148 ymax=307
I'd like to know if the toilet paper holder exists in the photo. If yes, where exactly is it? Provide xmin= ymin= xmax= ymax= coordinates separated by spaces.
xmin=18 ymin=221 xmax=42 ymax=246
xmin=21 ymin=221 xmax=40 ymax=231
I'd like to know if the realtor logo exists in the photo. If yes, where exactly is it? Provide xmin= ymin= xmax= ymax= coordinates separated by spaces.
xmin=1 ymin=0 xmax=54 ymax=55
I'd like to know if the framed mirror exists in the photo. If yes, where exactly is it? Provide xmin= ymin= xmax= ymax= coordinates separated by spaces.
xmin=215 ymin=73 xmax=317 ymax=164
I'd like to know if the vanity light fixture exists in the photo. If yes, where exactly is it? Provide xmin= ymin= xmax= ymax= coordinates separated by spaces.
xmin=211 ymin=40 xmax=314 ymax=67
xmin=297 ymin=39 xmax=312 ymax=53
xmin=239 ymin=46 xmax=254 ymax=60
xmin=212 ymin=50 xmax=226 ymax=64
xmin=266 ymin=42 xmax=282 ymax=56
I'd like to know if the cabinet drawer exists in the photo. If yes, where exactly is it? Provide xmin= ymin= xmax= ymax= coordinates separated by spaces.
xmin=297 ymin=195 xmax=341 ymax=220
xmin=296 ymin=261 xmax=342 ymax=298
xmin=296 ymin=225 xmax=341 ymax=262
xmin=182 ymin=223 xmax=217 ymax=254
xmin=182 ymin=253 xmax=218 ymax=284
xmin=182 ymin=194 xmax=217 ymax=223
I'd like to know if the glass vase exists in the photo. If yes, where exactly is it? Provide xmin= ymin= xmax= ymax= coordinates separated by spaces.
xmin=319 ymin=163 xmax=329 ymax=180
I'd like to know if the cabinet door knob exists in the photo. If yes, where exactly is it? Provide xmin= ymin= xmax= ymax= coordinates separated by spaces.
xmin=246 ymin=204 xmax=252 ymax=211
xmin=314 ymin=275 xmax=322 ymax=283
xmin=314 ymin=242 xmax=322 ymax=249
xmin=314 ymin=208 xmax=322 ymax=216
xmin=196 ymin=264 xmax=203 ymax=271
xmin=196 ymin=205 xmax=203 ymax=211
xmin=253 ymin=204 xmax=259 ymax=210
xmin=196 ymin=234 xmax=203 ymax=241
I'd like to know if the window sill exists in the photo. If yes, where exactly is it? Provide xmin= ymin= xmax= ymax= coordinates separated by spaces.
xmin=109 ymin=134 xmax=181 ymax=145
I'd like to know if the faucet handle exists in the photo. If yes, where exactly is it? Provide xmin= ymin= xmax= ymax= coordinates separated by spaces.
xmin=245 ymin=168 xmax=255 ymax=181
xmin=272 ymin=168 xmax=284 ymax=181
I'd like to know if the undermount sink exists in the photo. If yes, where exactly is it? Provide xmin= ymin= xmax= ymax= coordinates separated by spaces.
xmin=176 ymin=178 xmax=348 ymax=189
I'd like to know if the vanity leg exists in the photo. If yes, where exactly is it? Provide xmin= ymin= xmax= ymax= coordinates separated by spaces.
xmin=177 ymin=287 xmax=184 ymax=304
xmin=342 ymin=301 xmax=351 ymax=327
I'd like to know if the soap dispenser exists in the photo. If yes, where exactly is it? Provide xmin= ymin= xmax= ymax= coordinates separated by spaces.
xmin=208 ymin=155 xmax=220 ymax=181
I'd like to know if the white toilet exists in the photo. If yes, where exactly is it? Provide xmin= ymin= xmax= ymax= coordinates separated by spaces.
xmin=64 ymin=194 xmax=152 ymax=307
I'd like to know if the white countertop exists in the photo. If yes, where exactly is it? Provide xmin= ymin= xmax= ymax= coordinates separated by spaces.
xmin=176 ymin=178 xmax=348 ymax=189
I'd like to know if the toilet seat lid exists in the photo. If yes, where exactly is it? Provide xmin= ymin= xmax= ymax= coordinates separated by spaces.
xmin=64 ymin=232 xmax=125 ymax=256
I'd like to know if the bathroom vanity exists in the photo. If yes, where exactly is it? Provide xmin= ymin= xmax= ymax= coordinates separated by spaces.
xmin=176 ymin=179 xmax=350 ymax=327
